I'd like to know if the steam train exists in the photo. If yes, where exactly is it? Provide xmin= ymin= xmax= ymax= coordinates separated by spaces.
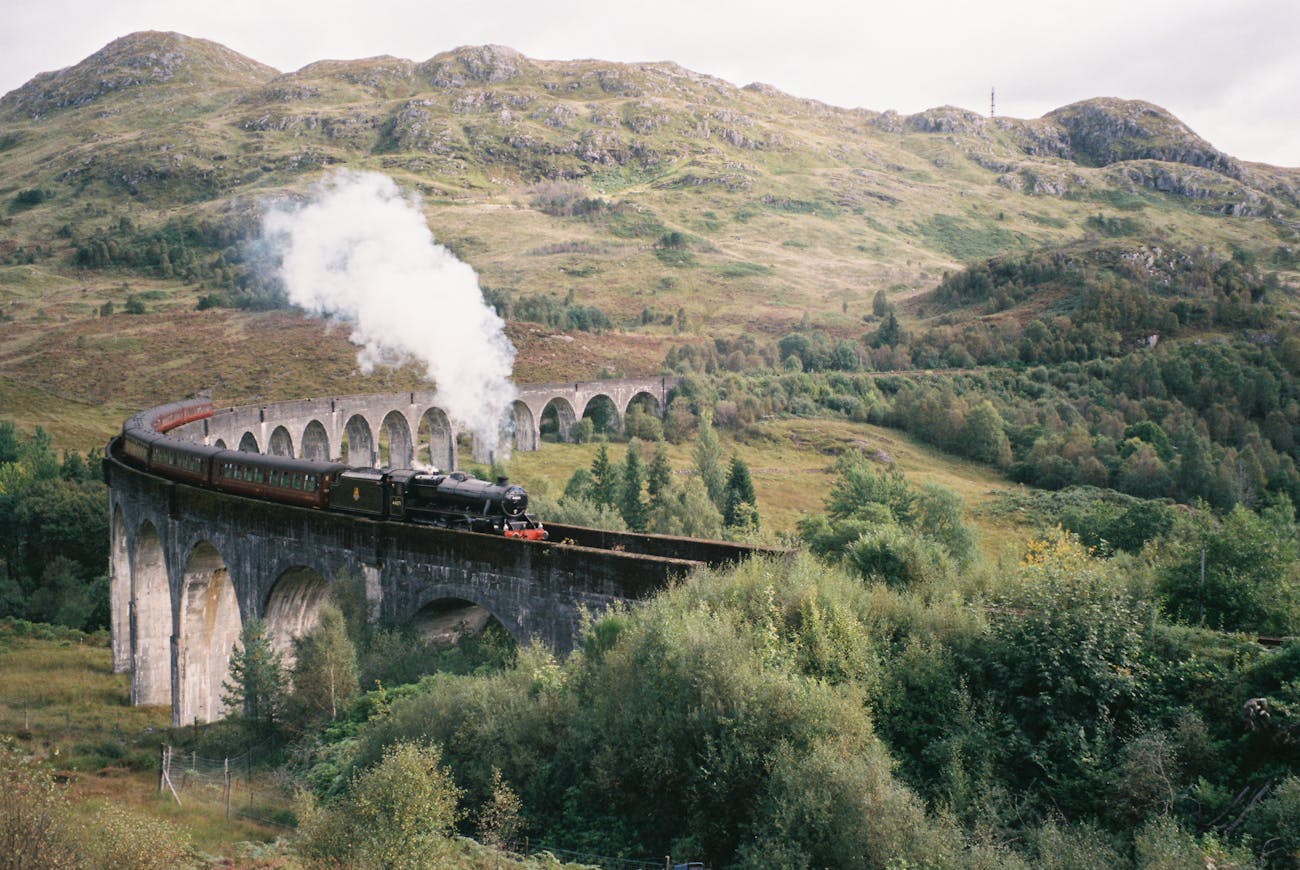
xmin=116 ymin=399 xmax=548 ymax=540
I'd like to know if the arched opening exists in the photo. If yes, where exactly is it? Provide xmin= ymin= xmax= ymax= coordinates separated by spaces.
xmin=539 ymin=397 xmax=577 ymax=443
xmin=263 ymin=567 xmax=329 ymax=670
xmin=419 ymin=408 xmax=455 ymax=471
xmin=379 ymin=411 xmax=414 ymax=469
xmin=131 ymin=522 xmax=171 ymax=707
xmin=238 ymin=431 xmax=260 ymax=453
xmin=110 ymin=506 xmax=130 ymax=673
xmin=457 ymin=432 xmax=480 ymax=468
xmin=269 ymin=426 xmax=294 ymax=457
xmin=411 ymin=597 xmax=518 ymax=650
xmin=581 ymin=394 xmax=622 ymax=437
xmin=213 ymin=438 xmax=227 ymax=450
xmin=510 ymin=401 xmax=537 ymax=452
xmin=624 ymin=391 xmax=664 ymax=440
xmin=342 ymin=415 xmax=375 ymax=467
xmin=626 ymin=391 xmax=662 ymax=418
xmin=301 ymin=420 xmax=330 ymax=461
xmin=178 ymin=542 xmax=241 ymax=725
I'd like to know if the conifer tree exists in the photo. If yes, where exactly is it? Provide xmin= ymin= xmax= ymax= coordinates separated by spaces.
xmin=646 ymin=442 xmax=672 ymax=509
xmin=590 ymin=443 xmax=620 ymax=508
xmin=222 ymin=618 xmax=284 ymax=735
xmin=722 ymin=454 xmax=759 ymax=530
xmin=619 ymin=441 xmax=647 ymax=531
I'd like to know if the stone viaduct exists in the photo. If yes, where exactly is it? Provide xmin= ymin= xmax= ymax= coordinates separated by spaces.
xmin=197 ymin=376 xmax=680 ymax=469
xmin=106 ymin=378 xmax=767 ymax=728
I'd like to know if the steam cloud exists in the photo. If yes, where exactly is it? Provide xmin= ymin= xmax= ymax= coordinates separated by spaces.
xmin=263 ymin=170 xmax=517 ymax=456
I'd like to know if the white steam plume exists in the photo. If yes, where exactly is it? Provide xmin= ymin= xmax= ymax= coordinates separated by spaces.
xmin=263 ymin=170 xmax=517 ymax=455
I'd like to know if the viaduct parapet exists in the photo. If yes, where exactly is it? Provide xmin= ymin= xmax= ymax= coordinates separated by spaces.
xmin=106 ymin=379 xmax=768 ymax=729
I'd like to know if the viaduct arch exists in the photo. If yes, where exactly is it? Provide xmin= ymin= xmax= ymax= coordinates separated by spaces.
xmin=189 ymin=377 xmax=679 ymax=470
xmin=105 ymin=378 xmax=773 ymax=728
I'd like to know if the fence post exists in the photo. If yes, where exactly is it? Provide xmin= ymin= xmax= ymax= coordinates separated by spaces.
xmin=157 ymin=744 xmax=165 ymax=794
xmin=224 ymin=758 xmax=231 ymax=820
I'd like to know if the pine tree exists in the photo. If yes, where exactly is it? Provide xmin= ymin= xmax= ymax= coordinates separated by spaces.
xmin=619 ymin=442 xmax=647 ymax=531
xmin=646 ymin=442 xmax=672 ymax=509
xmin=722 ymin=454 xmax=759 ymax=530
xmin=288 ymin=603 xmax=359 ymax=728
xmin=590 ymin=443 xmax=620 ymax=508
xmin=221 ymin=618 xmax=285 ymax=734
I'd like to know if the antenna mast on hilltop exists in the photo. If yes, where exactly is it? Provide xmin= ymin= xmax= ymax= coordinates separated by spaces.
xmin=990 ymin=86 xmax=996 ymax=118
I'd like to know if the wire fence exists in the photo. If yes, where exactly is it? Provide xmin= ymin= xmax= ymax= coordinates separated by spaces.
xmin=155 ymin=746 xmax=704 ymax=868
xmin=158 ymin=743 xmax=294 ymax=830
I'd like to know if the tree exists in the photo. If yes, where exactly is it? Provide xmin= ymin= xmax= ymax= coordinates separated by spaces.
xmin=297 ymin=740 xmax=463 ymax=869
xmin=619 ymin=442 xmax=647 ymax=532
xmin=873 ymin=312 xmax=905 ymax=348
xmin=288 ymin=603 xmax=360 ymax=728
xmin=911 ymin=484 xmax=976 ymax=568
xmin=563 ymin=467 xmax=595 ymax=501
xmin=825 ymin=453 xmax=913 ymax=524
xmin=222 ymin=618 xmax=285 ymax=734
xmin=476 ymin=767 xmax=523 ymax=852
xmin=1158 ymin=501 xmax=1300 ymax=634
xmin=647 ymin=478 xmax=724 ymax=539
xmin=663 ymin=396 xmax=697 ymax=444
xmin=692 ymin=411 xmax=725 ymax=509
xmin=873 ymin=289 xmax=892 ymax=317
xmin=24 ymin=557 xmax=96 ymax=630
xmin=722 ymin=454 xmax=759 ymax=530
xmin=590 ymin=443 xmax=620 ymax=509
xmin=646 ymin=442 xmax=672 ymax=510
xmin=961 ymin=401 xmax=1011 ymax=466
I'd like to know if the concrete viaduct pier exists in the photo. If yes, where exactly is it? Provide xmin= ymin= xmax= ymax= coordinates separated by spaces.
xmin=106 ymin=379 xmax=768 ymax=727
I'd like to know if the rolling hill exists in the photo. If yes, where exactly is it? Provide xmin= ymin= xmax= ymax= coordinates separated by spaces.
xmin=0 ymin=30 xmax=1297 ymax=434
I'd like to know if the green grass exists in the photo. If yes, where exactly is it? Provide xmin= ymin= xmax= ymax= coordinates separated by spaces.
xmin=0 ymin=621 xmax=290 ymax=856
xmin=504 ymin=415 xmax=1026 ymax=556
xmin=915 ymin=213 xmax=1020 ymax=261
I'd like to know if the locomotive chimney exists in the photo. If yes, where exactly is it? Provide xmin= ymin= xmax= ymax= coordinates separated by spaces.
xmin=496 ymin=476 xmax=509 ymax=485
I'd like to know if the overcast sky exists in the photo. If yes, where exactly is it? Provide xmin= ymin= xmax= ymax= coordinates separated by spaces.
xmin=2 ymin=0 xmax=1296 ymax=167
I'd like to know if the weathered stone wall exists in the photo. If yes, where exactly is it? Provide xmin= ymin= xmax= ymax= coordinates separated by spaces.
xmin=105 ymin=442 xmax=748 ymax=726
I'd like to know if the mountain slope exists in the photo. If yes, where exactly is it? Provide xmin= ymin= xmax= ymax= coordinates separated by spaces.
xmin=0 ymin=33 xmax=1297 ymax=361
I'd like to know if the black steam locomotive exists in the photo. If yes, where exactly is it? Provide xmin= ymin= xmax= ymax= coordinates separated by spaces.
xmin=116 ymin=399 xmax=547 ymax=540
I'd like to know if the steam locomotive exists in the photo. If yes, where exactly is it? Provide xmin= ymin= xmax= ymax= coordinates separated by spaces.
xmin=116 ymin=399 xmax=547 ymax=540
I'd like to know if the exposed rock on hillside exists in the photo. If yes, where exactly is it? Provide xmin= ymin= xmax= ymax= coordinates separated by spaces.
xmin=0 ymin=31 xmax=277 ymax=118
xmin=417 ymin=45 xmax=530 ymax=88
xmin=1045 ymin=98 xmax=1242 ymax=178
xmin=0 ymin=30 xmax=1295 ymax=328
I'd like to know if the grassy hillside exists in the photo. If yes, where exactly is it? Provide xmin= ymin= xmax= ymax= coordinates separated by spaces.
xmin=2 ymin=33 xmax=1297 ymax=351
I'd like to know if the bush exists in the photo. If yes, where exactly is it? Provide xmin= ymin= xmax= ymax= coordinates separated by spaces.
xmin=12 ymin=188 xmax=47 ymax=206
xmin=1158 ymin=502 xmax=1300 ymax=634
xmin=297 ymin=740 xmax=463 ymax=869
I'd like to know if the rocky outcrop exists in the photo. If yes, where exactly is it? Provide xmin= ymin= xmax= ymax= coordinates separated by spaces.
xmin=1 ymin=31 xmax=277 ymax=118
xmin=1045 ymin=98 xmax=1242 ymax=178
xmin=905 ymin=106 xmax=988 ymax=136
xmin=417 ymin=45 xmax=530 ymax=88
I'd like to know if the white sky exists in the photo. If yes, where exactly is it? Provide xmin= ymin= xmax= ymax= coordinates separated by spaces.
xmin=2 ymin=0 xmax=1296 ymax=167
